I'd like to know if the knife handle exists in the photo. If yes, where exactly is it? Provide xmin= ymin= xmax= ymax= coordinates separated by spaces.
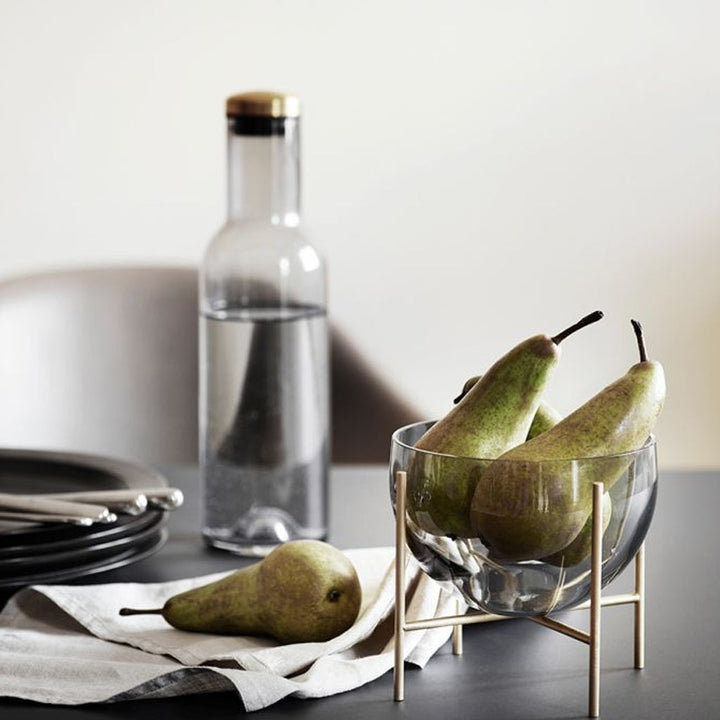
xmin=0 ymin=492 xmax=115 ymax=522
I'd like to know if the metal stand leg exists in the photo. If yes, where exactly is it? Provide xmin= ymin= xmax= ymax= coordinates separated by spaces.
xmin=393 ymin=470 xmax=407 ymax=701
xmin=634 ymin=543 xmax=645 ymax=669
xmin=452 ymin=599 xmax=464 ymax=655
xmin=589 ymin=481 xmax=604 ymax=718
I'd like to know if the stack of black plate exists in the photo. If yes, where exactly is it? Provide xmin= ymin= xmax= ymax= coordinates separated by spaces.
xmin=0 ymin=449 xmax=169 ymax=588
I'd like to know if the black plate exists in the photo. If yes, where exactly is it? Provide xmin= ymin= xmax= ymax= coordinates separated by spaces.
xmin=0 ymin=509 xmax=164 ymax=560
xmin=0 ymin=528 xmax=168 ymax=588
xmin=0 ymin=512 xmax=165 ymax=577
xmin=0 ymin=448 xmax=168 ymax=547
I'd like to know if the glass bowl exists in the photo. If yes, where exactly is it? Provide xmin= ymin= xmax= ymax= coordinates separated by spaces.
xmin=390 ymin=420 xmax=657 ymax=617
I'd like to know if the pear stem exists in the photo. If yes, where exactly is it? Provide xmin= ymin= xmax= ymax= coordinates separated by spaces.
xmin=119 ymin=607 xmax=163 ymax=616
xmin=631 ymin=319 xmax=648 ymax=362
xmin=551 ymin=310 xmax=604 ymax=345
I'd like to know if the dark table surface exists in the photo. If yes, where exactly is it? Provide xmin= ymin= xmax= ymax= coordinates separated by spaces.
xmin=1 ymin=465 xmax=719 ymax=719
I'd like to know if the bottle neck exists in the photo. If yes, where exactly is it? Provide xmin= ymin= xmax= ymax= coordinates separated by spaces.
xmin=226 ymin=117 xmax=300 ymax=226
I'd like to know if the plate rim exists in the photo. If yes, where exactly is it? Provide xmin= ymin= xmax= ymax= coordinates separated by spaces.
xmin=0 ymin=447 xmax=168 ymax=491
xmin=0 ymin=511 xmax=165 ymax=568
xmin=0 ymin=509 xmax=164 ymax=558
xmin=0 ymin=527 xmax=169 ymax=588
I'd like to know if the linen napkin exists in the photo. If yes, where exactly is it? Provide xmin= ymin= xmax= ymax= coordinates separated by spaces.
xmin=0 ymin=547 xmax=467 ymax=711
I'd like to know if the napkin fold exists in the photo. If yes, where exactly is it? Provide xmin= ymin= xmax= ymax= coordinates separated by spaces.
xmin=0 ymin=547 xmax=466 ymax=711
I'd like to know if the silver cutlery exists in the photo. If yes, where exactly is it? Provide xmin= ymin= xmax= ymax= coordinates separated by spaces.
xmin=38 ymin=487 xmax=184 ymax=512
xmin=0 ymin=510 xmax=99 ymax=526
xmin=0 ymin=487 xmax=182 ymax=526
xmin=0 ymin=492 xmax=116 ymax=523
xmin=37 ymin=491 xmax=148 ymax=516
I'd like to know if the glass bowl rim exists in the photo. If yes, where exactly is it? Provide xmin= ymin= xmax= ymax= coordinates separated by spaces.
xmin=391 ymin=419 xmax=657 ymax=463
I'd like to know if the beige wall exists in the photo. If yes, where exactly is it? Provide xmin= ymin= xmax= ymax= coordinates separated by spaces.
xmin=1 ymin=1 xmax=718 ymax=469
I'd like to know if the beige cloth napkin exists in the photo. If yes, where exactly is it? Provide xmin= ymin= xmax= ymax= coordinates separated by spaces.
xmin=0 ymin=547 xmax=466 ymax=711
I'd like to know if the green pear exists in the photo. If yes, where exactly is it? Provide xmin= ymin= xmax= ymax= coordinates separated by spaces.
xmin=527 ymin=402 xmax=563 ymax=439
xmin=470 ymin=319 xmax=666 ymax=562
xmin=454 ymin=375 xmax=563 ymax=439
xmin=120 ymin=540 xmax=361 ymax=643
xmin=407 ymin=311 xmax=604 ymax=538
xmin=542 ymin=492 xmax=612 ymax=567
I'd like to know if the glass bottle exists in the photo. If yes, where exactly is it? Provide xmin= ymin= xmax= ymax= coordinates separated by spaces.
xmin=199 ymin=91 xmax=329 ymax=556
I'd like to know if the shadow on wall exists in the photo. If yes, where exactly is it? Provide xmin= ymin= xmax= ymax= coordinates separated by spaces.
xmin=331 ymin=325 xmax=421 ymax=463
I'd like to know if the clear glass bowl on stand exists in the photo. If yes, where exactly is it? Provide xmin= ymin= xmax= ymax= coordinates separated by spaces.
xmin=390 ymin=420 xmax=657 ymax=618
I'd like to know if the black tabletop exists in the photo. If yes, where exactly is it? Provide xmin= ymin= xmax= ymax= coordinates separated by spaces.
xmin=1 ymin=465 xmax=718 ymax=719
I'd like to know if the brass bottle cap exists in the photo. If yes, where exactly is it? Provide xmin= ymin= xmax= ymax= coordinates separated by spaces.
xmin=226 ymin=91 xmax=300 ymax=118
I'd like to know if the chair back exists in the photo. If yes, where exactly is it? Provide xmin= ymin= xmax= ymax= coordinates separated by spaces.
xmin=0 ymin=266 xmax=421 ymax=465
